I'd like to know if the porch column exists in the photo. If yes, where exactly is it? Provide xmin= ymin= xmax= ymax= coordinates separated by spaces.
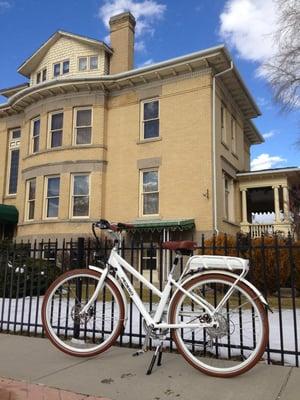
xmin=241 ymin=189 xmax=248 ymax=223
xmin=282 ymin=185 xmax=290 ymax=222
xmin=273 ymin=185 xmax=281 ymax=223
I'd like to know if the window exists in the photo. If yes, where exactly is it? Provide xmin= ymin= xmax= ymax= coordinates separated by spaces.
xmin=74 ymin=108 xmax=92 ymax=145
xmin=231 ymin=117 xmax=237 ymax=154
xmin=45 ymin=176 xmax=60 ymax=218
xmin=42 ymin=68 xmax=47 ymax=81
xmin=41 ymin=243 xmax=57 ymax=260
xmin=36 ymin=68 xmax=47 ymax=83
xmin=90 ymin=56 xmax=98 ymax=70
xmin=78 ymin=56 xmax=99 ymax=71
xmin=53 ymin=63 xmax=60 ymax=77
xmin=26 ymin=178 xmax=36 ymax=221
xmin=49 ymin=111 xmax=63 ymax=148
xmin=221 ymin=104 xmax=226 ymax=143
xmin=141 ymin=99 xmax=159 ymax=140
xmin=223 ymin=173 xmax=235 ymax=222
xmin=141 ymin=245 xmax=158 ymax=271
xmin=7 ymin=129 xmax=21 ymax=195
xmin=71 ymin=174 xmax=90 ymax=217
xmin=31 ymin=117 xmax=40 ymax=153
xmin=79 ymin=57 xmax=87 ymax=71
xmin=140 ymin=170 xmax=159 ymax=216
xmin=53 ymin=60 xmax=69 ymax=77
xmin=63 ymin=60 xmax=69 ymax=74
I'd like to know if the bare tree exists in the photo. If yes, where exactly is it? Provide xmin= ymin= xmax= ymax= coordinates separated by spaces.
xmin=263 ymin=0 xmax=300 ymax=111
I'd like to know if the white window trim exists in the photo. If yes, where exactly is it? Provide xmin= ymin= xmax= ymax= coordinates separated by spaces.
xmin=221 ymin=104 xmax=227 ymax=145
xmin=25 ymin=178 xmax=36 ymax=221
xmin=73 ymin=107 xmax=93 ymax=145
xmin=231 ymin=116 xmax=237 ymax=155
xmin=138 ymin=243 xmax=160 ymax=275
xmin=43 ymin=175 xmax=60 ymax=220
xmin=53 ymin=59 xmax=70 ymax=77
xmin=139 ymin=168 xmax=160 ymax=217
xmin=78 ymin=55 xmax=99 ymax=71
xmin=140 ymin=98 xmax=160 ymax=141
xmin=6 ymin=128 xmax=21 ymax=196
xmin=30 ymin=117 xmax=40 ymax=154
xmin=36 ymin=68 xmax=47 ymax=84
xmin=47 ymin=110 xmax=63 ymax=149
xmin=223 ymin=172 xmax=235 ymax=223
xmin=70 ymin=173 xmax=90 ymax=219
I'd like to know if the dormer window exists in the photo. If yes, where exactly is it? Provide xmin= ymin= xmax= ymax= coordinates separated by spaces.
xmin=78 ymin=55 xmax=99 ymax=71
xmin=54 ymin=63 xmax=60 ymax=77
xmin=63 ymin=60 xmax=69 ymax=74
xmin=53 ymin=60 xmax=69 ymax=77
xmin=36 ymin=68 xmax=47 ymax=84
xmin=79 ymin=57 xmax=88 ymax=71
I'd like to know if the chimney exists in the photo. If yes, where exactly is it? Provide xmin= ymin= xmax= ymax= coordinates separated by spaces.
xmin=109 ymin=12 xmax=136 ymax=74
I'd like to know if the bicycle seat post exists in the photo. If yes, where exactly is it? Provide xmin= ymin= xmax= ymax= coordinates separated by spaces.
xmin=169 ymin=251 xmax=182 ymax=276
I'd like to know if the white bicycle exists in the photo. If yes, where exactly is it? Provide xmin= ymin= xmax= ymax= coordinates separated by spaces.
xmin=42 ymin=220 xmax=269 ymax=378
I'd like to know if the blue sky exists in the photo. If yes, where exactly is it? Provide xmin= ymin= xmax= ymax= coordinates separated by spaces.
xmin=0 ymin=0 xmax=299 ymax=169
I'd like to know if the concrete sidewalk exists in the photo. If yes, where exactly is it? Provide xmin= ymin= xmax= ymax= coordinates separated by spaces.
xmin=0 ymin=334 xmax=298 ymax=400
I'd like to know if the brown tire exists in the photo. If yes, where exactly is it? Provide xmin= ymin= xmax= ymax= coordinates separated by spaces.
xmin=42 ymin=269 xmax=125 ymax=357
xmin=169 ymin=273 xmax=269 ymax=378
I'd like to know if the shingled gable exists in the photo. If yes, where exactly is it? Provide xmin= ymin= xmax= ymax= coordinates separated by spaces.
xmin=17 ymin=30 xmax=113 ymax=78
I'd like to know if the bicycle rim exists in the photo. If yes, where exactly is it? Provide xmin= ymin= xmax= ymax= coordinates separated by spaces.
xmin=42 ymin=269 xmax=125 ymax=357
xmin=169 ymin=274 xmax=268 ymax=377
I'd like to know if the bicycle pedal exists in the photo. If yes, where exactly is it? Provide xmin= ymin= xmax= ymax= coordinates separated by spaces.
xmin=132 ymin=349 xmax=146 ymax=357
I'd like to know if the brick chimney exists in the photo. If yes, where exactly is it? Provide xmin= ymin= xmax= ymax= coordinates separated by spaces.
xmin=109 ymin=12 xmax=136 ymax=74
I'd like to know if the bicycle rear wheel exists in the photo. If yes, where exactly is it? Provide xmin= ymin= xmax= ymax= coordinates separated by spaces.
xmin=169 ymin=273 xmax=268 ymax=377
xmin=42 ymin=269 xmax=125 ymax=357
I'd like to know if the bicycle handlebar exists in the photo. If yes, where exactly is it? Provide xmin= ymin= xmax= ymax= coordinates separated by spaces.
xmin=93 ymin=219 xmax=134 ymax=232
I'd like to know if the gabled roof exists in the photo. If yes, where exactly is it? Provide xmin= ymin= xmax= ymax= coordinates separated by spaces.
xmin=18 ymin=30 xmax=113 ymax=78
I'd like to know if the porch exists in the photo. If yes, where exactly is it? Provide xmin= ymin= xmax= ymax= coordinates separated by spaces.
xmin=237 ymin=167 xmax=300 ymax=238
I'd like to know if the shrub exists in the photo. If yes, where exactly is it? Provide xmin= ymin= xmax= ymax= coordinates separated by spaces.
xmin=0 ymin=257 xmax=60 ymax=298
xmin=202 ymin=234 xmax=299 ymax=294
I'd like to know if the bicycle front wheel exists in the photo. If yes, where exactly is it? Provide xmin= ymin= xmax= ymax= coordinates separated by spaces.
xmin=169 ymin=273 xmax=269 ymax=377
xmin=42 ymin=269 xmax=125 ymax=357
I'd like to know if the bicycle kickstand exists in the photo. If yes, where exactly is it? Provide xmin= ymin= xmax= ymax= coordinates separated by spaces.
xmin=146 ymin=341 xmax=164 ymax=375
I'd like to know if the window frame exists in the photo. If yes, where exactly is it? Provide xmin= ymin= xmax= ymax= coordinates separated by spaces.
xmin=48 ymin=110 xmax=64 ymax=149
xmin=73 ymin=107 xmax=93 ymax=145
xmin=53 ymin=59 xmax=70 ymax=77
xmin=140 ymin=98 xmax=160 ymax=141
xmin=139 ymin=168 xmax=159 ymax=217
xmin=223 ymin=172 xmax=235 ymax=223
xmin=30 ymin=117 xmax=40 ymax=154
xmin=25 ymin=178 xmax=36 ymax=221
xmin=70 ymin=173 xmax=90 ymax=219
xmin=6 ymin=128 xmax=21 ymax=196
xmin=78 ymin=55 xmax=99 ymax=71
xmin=231 ymin=116 xmax=237 ymax=155
xmin=44 ymin=175 xmax=60 ymax=220
xmin=221 ymin=104 xmax=227 ymax=145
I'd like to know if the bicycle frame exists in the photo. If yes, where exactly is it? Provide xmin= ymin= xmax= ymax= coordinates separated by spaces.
xmin=81 ymin=245 xmax=217 ymax=330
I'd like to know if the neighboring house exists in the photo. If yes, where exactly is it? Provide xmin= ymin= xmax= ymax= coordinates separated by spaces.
xmin=0 ymin=12 xmax=299 ymax=247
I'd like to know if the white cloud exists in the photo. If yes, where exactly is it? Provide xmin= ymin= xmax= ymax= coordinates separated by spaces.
xmin=262 ymin=130 xmax=277 ymax=139
xmin=99 ymin=0 xmax=166 ymax=51
xmin=251 ymin=153 xmax=287 ymax=171
xmin=0 ymin=1 xmax=11 ymax=12
xmin=219 ymin=0 xmax=278 ymax=63
xmin=138 ymin=58 xmax=154 ymax=67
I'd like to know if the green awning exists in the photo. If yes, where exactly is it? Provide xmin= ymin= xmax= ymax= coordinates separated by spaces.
xmin=0 ymin=204 xmax=19 ymax=224
xmin=130 ymin=219 xmax=195 ymax=232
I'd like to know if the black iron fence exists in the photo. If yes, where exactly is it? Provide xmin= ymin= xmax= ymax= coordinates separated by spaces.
xmin=0 ymin=233 xmax=299 ymax=366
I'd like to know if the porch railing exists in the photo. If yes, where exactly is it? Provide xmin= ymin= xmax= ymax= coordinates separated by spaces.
xmin=250 ymin=224 xmax=274 ymax=238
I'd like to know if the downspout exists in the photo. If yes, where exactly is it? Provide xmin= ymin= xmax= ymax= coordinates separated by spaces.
xmin=212 ymin=61 xmax=233 ymax=234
